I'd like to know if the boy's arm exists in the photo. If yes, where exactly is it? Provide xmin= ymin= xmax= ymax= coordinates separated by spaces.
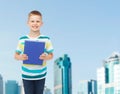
xmin=39 ymin=53 xmax=53 ymax=61
xmin=14 ymin=52 xmax=28 ymax=61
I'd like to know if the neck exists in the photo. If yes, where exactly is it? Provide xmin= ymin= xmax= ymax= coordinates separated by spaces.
xmin=28 ymin=30 xmax=40 ymax=38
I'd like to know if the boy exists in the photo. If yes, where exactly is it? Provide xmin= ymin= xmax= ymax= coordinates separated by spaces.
xmin=14 ymin=10 xmax=54 ymax=94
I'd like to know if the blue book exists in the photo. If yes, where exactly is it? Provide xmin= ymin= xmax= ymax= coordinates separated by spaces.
xmin=23 ymin=40 xmax=45 ymax=65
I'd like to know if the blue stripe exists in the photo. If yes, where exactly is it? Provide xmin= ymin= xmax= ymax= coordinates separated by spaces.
xmin=22 ymin=66 xmax=47 ymax=73
xmin=16 ymin=50 xmax=22 ymax=54
xmin=38 ymin=36 xmax=50 ymax=39
xmin=19 ymin=36 xmax=29 ymax=40
xmin=45 ymin=49 xmax=54 ymax=54
xmin=22 ymin=72 xmax=47 ymax=79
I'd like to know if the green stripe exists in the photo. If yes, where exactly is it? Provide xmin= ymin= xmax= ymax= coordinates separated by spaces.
xmin=38 ymin=36 xmax=50 ymax=39
xmin=21 ymin=42 xmax=24 ymax=45
xmin=22 ymin=72 xmax=47 ymax=78
xmin=45 ymin=49 xmax=54 ymax=54
xmin=22 ymin=66 xmax=47 ymax=73
xmin=16 ymin=50 xmax=22 ymax=54
xmin=20 ymin=36 xmax=29 ymax=40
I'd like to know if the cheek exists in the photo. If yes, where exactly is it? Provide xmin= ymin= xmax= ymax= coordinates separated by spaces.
xmin=27 ymin=22 xmax=31 ymax=26
xmin=40 ymin=22 xmax=43 ymax=26
xmin=28 ymin=23 xmax=34 ymax=27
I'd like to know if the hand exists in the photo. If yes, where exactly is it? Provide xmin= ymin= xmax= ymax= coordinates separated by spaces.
xmin=19 ymin=54 xmax=28 ymax=60
xmin=39 ymin=53 xmax=53 ymax=61
xmin=39 ymin=53 xmax=47 ymax=60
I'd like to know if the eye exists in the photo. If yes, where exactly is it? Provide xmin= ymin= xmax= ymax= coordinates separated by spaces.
xmin=37 ymin=21 xmax=40 ymax=23
xmin=31 ymin=20 xmax=34 ymax=23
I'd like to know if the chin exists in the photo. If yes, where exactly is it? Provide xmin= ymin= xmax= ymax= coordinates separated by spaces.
xmin=32 ymin=30 xmax=39 ymax=32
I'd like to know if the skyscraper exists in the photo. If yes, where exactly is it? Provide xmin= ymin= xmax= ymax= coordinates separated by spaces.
xmin=21 ymin=82 xmax=24 ymax=94
xmin=90 ymin=80 xmax=97 ymax=94
xmin=0 ymin=74 xmax=3 ymax=94
xmin=97 ymin=52 xmax=120 ymax=94
xmin=44 ymin=86 xmax=52 ymax=94
xmin=78 ymin=80 xmax=89 ymax=94
xmin=54 ymin=54 xmax=72 ymax=94
xmin=78 ymin=80 xmax=97 ymax=94
xmin=5 ymin=80 xmax=20 ymax=94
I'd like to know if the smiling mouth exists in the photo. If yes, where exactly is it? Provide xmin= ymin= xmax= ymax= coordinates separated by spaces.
xmin=32 ymin=26 xmax=38 ymax=29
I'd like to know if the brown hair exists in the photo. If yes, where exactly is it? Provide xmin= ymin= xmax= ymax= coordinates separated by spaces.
xmin=28 ymin=10 xmax=42 ymax=18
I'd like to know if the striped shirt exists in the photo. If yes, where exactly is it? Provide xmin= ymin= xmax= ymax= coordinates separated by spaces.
xmin=16 ymin=35 xmax=54 ymax=80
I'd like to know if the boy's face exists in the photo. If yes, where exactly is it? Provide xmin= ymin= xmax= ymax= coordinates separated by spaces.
xmin=27 ymin=15 xmax=43 ymax=32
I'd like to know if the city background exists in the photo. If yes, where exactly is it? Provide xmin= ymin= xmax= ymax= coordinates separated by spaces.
xmin=0 ymin=0 xmax=120 ymax=94
xmin=1 ymin=52 xmax=120 ymax=94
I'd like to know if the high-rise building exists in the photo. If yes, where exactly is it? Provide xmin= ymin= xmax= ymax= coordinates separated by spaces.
xmin=0 ymin=74 xmax=3 ymax=94
xmin=97 ymin=52 xmax=120 ymax=94
xmin=97 ymin=67 xmax=105 ymax=94
xmin=54 ymin=54 xmax=72 ymax=94
xmin=78 ymin=80 xmax=89 ymax=94
xmin=21 ymin=82 xmax=24 ymax=94
xmin=90 ymin=80 xmax=97 ymax=94
xmin=44 ymin=86 xmax=52 ymax=94
xmin=78 ymin=80 xmax=97 ymax=94
xmin=5 ymin=80 xmax=21 ymax=94
xmin=114 ymin=64 xmax=120 ymax=94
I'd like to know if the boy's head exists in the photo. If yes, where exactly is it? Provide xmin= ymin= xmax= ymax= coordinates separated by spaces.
xmin=27 ymin=10 xmax=43 ymax=32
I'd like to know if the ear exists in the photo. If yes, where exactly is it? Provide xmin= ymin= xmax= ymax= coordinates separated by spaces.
xmin=41 ymin=22 xmax=43 ymax=26
xmin=27 ymin=21 xmax=29 ymax=26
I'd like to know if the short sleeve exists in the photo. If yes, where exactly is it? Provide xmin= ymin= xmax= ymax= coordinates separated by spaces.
xmin=45 ymin=39 xmax=54 ymax=54
xmin=15 ymin=39 xmax=24 ymax=54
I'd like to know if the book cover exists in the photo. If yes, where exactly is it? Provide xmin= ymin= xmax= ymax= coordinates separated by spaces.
xmin=23 ymin=40 xmax=45 ymax=65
